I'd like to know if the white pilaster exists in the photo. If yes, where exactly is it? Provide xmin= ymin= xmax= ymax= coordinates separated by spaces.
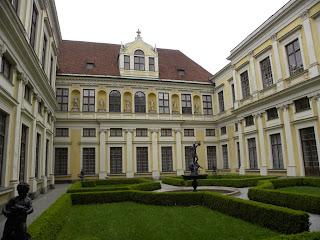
xmin=174 ymin=129 xmax=184 ymax=175
xmin=313 ymin=94 xmax=320 ymax=126
xmin=125 ymin=129 xmax=134 ymax=178
xmin=270 ymin=34 xmax=284 ymax=91
xmin=231 ymin=65 xmax=239 ymax=109
xmin=151 ymin=129 xmax=160 ymax=180
xmin=301 ymin=10 xmax=319 ymax=78
xmin=99 ymin=129 xmax=107 ymax=179
xmin=256 ymin=113 xmax=268 ymax=175
xmin=249 ymin=51 xmax=258 ymax=95
xmin=238 ymin=120 xmax=245 ymax=175
xmin=281 ymin=104 xmax=297 ymax=176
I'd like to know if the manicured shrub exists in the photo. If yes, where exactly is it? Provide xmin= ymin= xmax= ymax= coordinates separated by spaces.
xmin=266 ymin=231 xmax=320 ymax=240
xmin=28 ymin=194 xmax=72 ymax=240
xmin=81 ymin=181 xmax=96 ymax=187
xmin=161 ymin=177 xmax=185 ymax=186
xmin=129 ymin=181 xmax=161 ymax=191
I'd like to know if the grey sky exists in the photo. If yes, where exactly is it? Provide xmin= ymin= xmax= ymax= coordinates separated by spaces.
xmin=55 ymin=0 xmax=289 ymax=74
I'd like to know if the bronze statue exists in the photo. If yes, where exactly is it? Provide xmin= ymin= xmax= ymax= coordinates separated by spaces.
xmin=2 ymin=181 xmax=33 ymax=240
xmin=189 ymin=141 xmax=202 ymax=175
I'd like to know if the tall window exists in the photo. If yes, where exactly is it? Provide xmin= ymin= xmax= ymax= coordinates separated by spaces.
xmin=35 ymin=133 xmax=41 ymax=179
xmin=240 ymin=71 xmax=250 ymax=99
xmin=134 ymin=50 xmax=144 ymax=70
xmin=24 ymin=85 xmax=31 ymax=102
xmin=207 ymin=146 xmax=217 ymax=170
xmin=1 ymin=56 xmax=11 ymax=79
xmin=300 ymin=127 xmax=319 ymax=176
xmin=124 ymin=55 xmax=130 ymax=70
xmin=295 ymin=97 xmax=310 ymax=112
xmin=266 ymin=108 xmax=278 ymax=120
xmin=161 ymin=147 xmax=173 ymax=172
xmin=218 ymin=91 xmax=225 ymax=113
xmin=136 ymin=128 xmax=148 ymax=137
xmin=185 ymin=146 xmax=193 ymax=170
xmin=220 ymin=126 xmax=226 ymax=135
xmin=231 ymin=84 xmax=235 ymax=104
xmin=30 ymin=3 xmax=38 ymax=49
xmin=245 ymin=115 xmax=254 ymax=126
xmin=159 ymin=92 xmax=169 ymax=114
xmin=248 ymin=138 xmax=258 ymax=169
xmin=149 ymin=57 xmax=155 ymax=71
xmin=19 ymin=125 xmax=28 ymax=181
xmin=56 ymin=88 xmax=69 ymax=111
xmin=110 ymin=128 xmax=122 ymax=136
xmin=161 ymin=129 xmax=172 ymax=136
xmin=237 ymin=142 xmax=241 ymax=168
xmin=222 ymin=145 xmax=229 ymax=169
xmin=83 ymin=89 xmax=95 ymax=112
xmin=260 ymin=57 xmax=273 ymax=88
xmin=136 ymin=147 xmax=148 ymax=173
xmin=0 ymin=111 xmax=7 ymax=186
xmin=135 ymin=92 xmax=146 ymax=113
xmin=181 ymin=94 xmax=192 ymax=114
xmin=83 ymin=148 xmax=95 ymax=174
xmin=202 ymin=95 xmax=213 ymax=115
xmin=11 ymin=0 xmax=18 ymax=12
xmin=54 ymin=148 xmax=68 ymax=175
xmin=109 ymin=90 xmax=121 ymax=112
xmin=270 ymin=133 xmax=283 ymax=169
xmin=83 ymin=128 xmax=96 ymax=137
xmin=49 ymin=57 xmax=54 ymax=85
xmin=110 ymin=147 xmax=122 ymax=174
xmin=286 ymin=39 xmax=304 ymax=76
xmin=42 ymin=35 xmax=47 ymax=69
xmin=45 ymin=139 xmax=49 ymax=176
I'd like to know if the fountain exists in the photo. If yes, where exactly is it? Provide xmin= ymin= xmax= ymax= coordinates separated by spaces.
xmin=182 ymin=141 xmax=207 ymax=191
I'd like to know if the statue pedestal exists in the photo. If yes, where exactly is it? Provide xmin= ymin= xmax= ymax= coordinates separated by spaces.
xmin=124 ymin=109 xmax=132 ymax=113
xmin=149 ymin=110 xmax=156 ymax=113
xmin=71 ymin=108 xmax=79 ymax=111
xmin=172 ymin=111 xmax=179 ymax=114
xmin=98 ymin=109 xmax=106 ymax=112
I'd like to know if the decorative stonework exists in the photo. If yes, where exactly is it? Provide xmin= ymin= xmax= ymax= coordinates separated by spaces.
xmin=98 ymin=85 xmax=106 ymax=89
xmin=150 ymin=129 xmax=159 ymax=133
xmin=279 ymin=104 xmax=289 ymax=111
xmin=270 ymin=34 xmax=277 ymax=42
xmin=124 ymin=86 xmax=131 ymax=90
xmin=99 ymin=129 xmax=108 ymax=133
xmin=173 ymin=128 xmax=181 ymax=133
xmin=301 ymin=10 xmax=309 ymax=21
xmin=72 ymin=84 xmax=80 ymax=88
xmin=125 ymin=129 xmax=134 ymax=133
xmin=18 ymin=72 xmax=28 ymax=85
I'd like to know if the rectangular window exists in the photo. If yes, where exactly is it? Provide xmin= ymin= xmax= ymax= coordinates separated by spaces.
xmin=185 ymin=146 xmax=193 ymax=171
xmin=136 ymin=128 xmax=148 ymax=137
xmin=54 ymin=148 xmax=68 ymax=175
xmin=231 ymin=84 xmax=235 ymax=104
xmin=35 ymin=133 xmax=41 ymax=179
xmin=45 ymin=139 xmax=49 ymax=176
xmin=83 ymin=89 xmax=95 ymax=112
xmin=158 ymin=92 xmax=169 ymax=114
xmin=248 ymin=138 xmax=258 ymax=169
xmin=161 ymin=128 xmax=172 ymax=136
xmin=237 ymin=142 xmax=241 ymax=168
xmin=149 ymin=57 xmax=155 ymax=71
xmin=260 ymin=57 xmax=273 ymax=88
xmin=207 ymin=146 xmax=217 ymax=170
xmin=49 ymin=57 xmax=53 ymax=85
xmin=206 ymin=129 xmax=215 ymax=136
xmin=286 ymin=39 xmax=304 ymax=76
xmin=42 ymin=35 xmax=47 ymax=69
xmin=19 ymin=125 xmax=28 ymax=181
xmin=1 ymin=56 xmax=11 ymax=79
xmin=295 ymin=97 xmax=310 ymax=112
xmin=0 ymin=111 xmax=7 ymax=186
xmin=270 ymin=133 xmax=283 ymax=169
xmin=83 ymin=128 xmax=96 ymax=137
xmin=110 ymin=128 xmax=122 ymax=137
xmin=218 ymin=91 xmax=225 ymax=113
xmin=124 ymin=55 xmax=130 ymax=70
xmin=222 ymin=144 xmax=229 ymax=169
xmin=110 ymin=147 xmax=122 ymax=174
xmin=235 ymin=123 xmax=238 ymax=132
xmin=184 ymin=129 xmax=194 ymax=137
xmin=266 ymin=108 xmax=278 ymax=120
xmin=134 ymin=56 xmax=144 ymax=71
xmin=30 ymin=3 xmax=38 ymax=49
xmin=240 ymin=71 xmax=250 ymax=99
xmin=47 ymin=113 xmax=51 ymax=124
xmin=56 ymin=88 xmax=69 ymax=111
xmin=24 ymin=85 xmax=31 ymax=102
xmin=181 ymin=94 xmax=192 ymax=114
xmin=245 ymin=115 xmax=254 ymax=126
xmin=83 ymin=148 xmax=95 ymax=174
xmin=136 ymin=147 xmax=148 ymax=173
xmin=38 ymin=101 xmax=42 ymax=115
xmin=161 ymin=147 xmax=173 ymax=172
xmin=202 ymin=95 xmax=213 ymax=115
xmin=220 ymin=126 xmax=226 ymax=135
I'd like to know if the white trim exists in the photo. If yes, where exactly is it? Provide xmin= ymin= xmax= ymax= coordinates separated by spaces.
xmin=133 ymin=144 xmax=151 ymax=173
xmin=159 ymin=144 xmax=176 ymax=172
xmin=107 ymin=145 xmax=125 ymax=174
xmin=53 ymin=145 xmax=71 ymax=175
xmin=80 ymin=145 xmax=98 ymax=175
xmin=266 ymin=129 xmax=286 ymax=170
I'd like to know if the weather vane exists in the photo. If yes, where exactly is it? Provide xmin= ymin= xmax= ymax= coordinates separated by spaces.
xmin=136 ymin=29 xmax=141 ymax=37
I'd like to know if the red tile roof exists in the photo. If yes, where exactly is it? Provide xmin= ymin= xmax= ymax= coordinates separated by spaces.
xmin=57 ymin=40 xmax=212 ymax=83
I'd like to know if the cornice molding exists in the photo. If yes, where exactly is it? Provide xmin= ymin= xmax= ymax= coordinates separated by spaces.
xmin=277 ymin=24 xmax=302 ymax=42
xmin=253 ymin=45 xmax=272 ymax=59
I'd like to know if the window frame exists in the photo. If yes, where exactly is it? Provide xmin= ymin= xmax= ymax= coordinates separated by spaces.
xmin=245 ymin=115 xmax=254 ymax=126
xmin=1 ymin=55 xmax=12 ymax=80
xmin=206 ymin=145 xmax=217 ymax=170
xmin=83 ymin=89 xmax=95 ymax=112
xmin=110 ymin=128 xmax=122 ymax=137
xmin=110 ymin=147 xmax=123 ymax=174
xmin=54 ymin=147 xmax=68 ymax=175
xmin=260 ymin=56 xmax=274 ymax=89
xmin=30 ymin=3 xmax=38 ymax=49
xmin=56 ymin=128 xmax=69 ymax=137
xmin=202 ymin=95 xmax=213 ymax=115
xmin=109 ymin=90 xmax=121 ymax=112
xmin=222 ymin=144 xmax=229 ymax=169
xmin=136 ymin=128 xmax=148 ymax=137
xmin=247 ymin=137 xmax=258 ymax=169
xmin=56 ymin=88 xmax=69 ymax=112
xmin=24 ymin=85 xmax=31 ymax=102
xmin=294 ymin=97 xmax=310 ymax=113
xmin=158 ymin=92 xmax=170 ymax=114
xmin=82 ymin=147 xmax=96 ymax=175
xmin=206 ymin=129 xmax=215 ymax=136
xmin=220 ymin=126 xmax=226 ymax=135
xmin=134 ymin=91 xmax=146 ymax=113
xmin=161 ymin=128 xmax=172 ymax=137
xmin=42 ymin=34 xmax=47 ymax=70
xmin=124 ymin=55 xmax=130 ymax=70
xmin=134 ymin=50 xmax=145 ymax=71
xmin=270 ymin=133 xmax=284 ymax=169
xmin=184 ymin=129 xmax=194 ymax=137
xmin=266 ymin=108 xmax=279 ymax=120
xmin=161 ymin=146 xmax=173 ymax=172
xmin=0 ymin=111 xmax=7 ymax=186
xmin=181 ymin=94 xmax=192 ymax=114
xmin=149 ymin=57 xmax=155 ymax=71
xmin=136 ymin=146 xmax=148 ymax=173
xmin=285 ymin=39 xmax=304 ymax=77
xmin=83 ymin=128 xmax=96 ymax=137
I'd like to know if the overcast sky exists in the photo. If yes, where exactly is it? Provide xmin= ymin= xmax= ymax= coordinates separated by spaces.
xmin=55 ymin=0 xmax=289 ymax=75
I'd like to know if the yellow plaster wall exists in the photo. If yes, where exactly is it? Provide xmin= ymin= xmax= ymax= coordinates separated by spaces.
xmin=70 ymin=129 xmax=81 ymax=178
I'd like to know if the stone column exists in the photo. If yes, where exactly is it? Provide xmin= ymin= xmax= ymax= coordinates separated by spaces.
xmin=256 ymin=113 xmax=268 ymax=175
xmin=125 ymin=129 xmax=134 ymax=178
xmin=280 ymin=104 xmax=297 ymax=176
xmin=99 ymin=129 xmax=107 ymax=179
xmin=151 ymin=129 xmax=160 ymax=180
xmin=174 ymin=129 xmax=184 ymax=175
xmin=312 ymin=94 xmax=320 ymax=126
xmin=237 ymin=119 xmax=246 ymax=175
xmin=271 ymin=34 xmax=284 ymax=91
xmin=231 ymin=65 xmax=239 ymax=109
xmin=301 ymin=10 xmax=319 ymax=78
xmin=249 ymin=51 xmax=258 ymax=97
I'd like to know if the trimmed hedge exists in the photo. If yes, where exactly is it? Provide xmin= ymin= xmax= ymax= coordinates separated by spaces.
xmin=70 ymin=190 xmax=309 ymax=234
xmin=248 ymin=177 xmax=320 ymax=214
xmin=27 ymin=193 xmax=72 ymax=240
xmin=266 ymin=232 xmax=320 ymax=240
xmin=67 ymin=178 xmax=161 ymax=193
xmin=161 ymin=176 xmax=185 ymax=186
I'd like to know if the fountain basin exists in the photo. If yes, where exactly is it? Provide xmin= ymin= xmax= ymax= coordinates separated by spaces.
xmin=158 ymin=186 xmax=240 ymax=196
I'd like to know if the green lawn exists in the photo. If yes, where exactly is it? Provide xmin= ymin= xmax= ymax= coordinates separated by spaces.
xmin=57 ymin=202 xmax=280 ymax=240
xmin=276 ymin=186 xmax=320 ymax=195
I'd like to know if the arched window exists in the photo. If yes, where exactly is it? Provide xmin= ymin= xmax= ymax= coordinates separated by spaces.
xmin=135 ymin=91 xmax=146 ymax=113
xmin=109 ymin=90 xmax=121 ymax=112
xmin=134 ymin=50 xmax=145 ymax=71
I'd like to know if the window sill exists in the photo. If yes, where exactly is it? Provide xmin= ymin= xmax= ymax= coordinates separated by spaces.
xmin=267 ymin=117 xmax=279 ymax=121
xmin=109 ymin=173 xmax=126 ymax=176
xmin=78 ymin=174 xmax=98 ymax=177
xmin=55 ymin=174 xmax=72 ymax=178
xmin=245 ymin=169 xmax=260 ymax=171
xmin=135 ymin=172 xmax=152 ymax=175
xmin=267 ymin=169 xmax=286 ymax=172
xmin=0 ymin=187 xmax=14 ymax=195
xmin=295 ymin=108 xmax=311 ymax=114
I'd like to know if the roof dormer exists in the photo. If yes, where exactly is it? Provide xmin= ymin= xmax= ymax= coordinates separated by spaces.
xmin=119 ymin=30 xmax=159 ymax=78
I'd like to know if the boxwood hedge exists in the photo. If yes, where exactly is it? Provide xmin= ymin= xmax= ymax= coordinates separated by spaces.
xmin=266 ymin=231 xmax=320 ymax=240
xmin=248 ymin=177 xmax=320 ymax=214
